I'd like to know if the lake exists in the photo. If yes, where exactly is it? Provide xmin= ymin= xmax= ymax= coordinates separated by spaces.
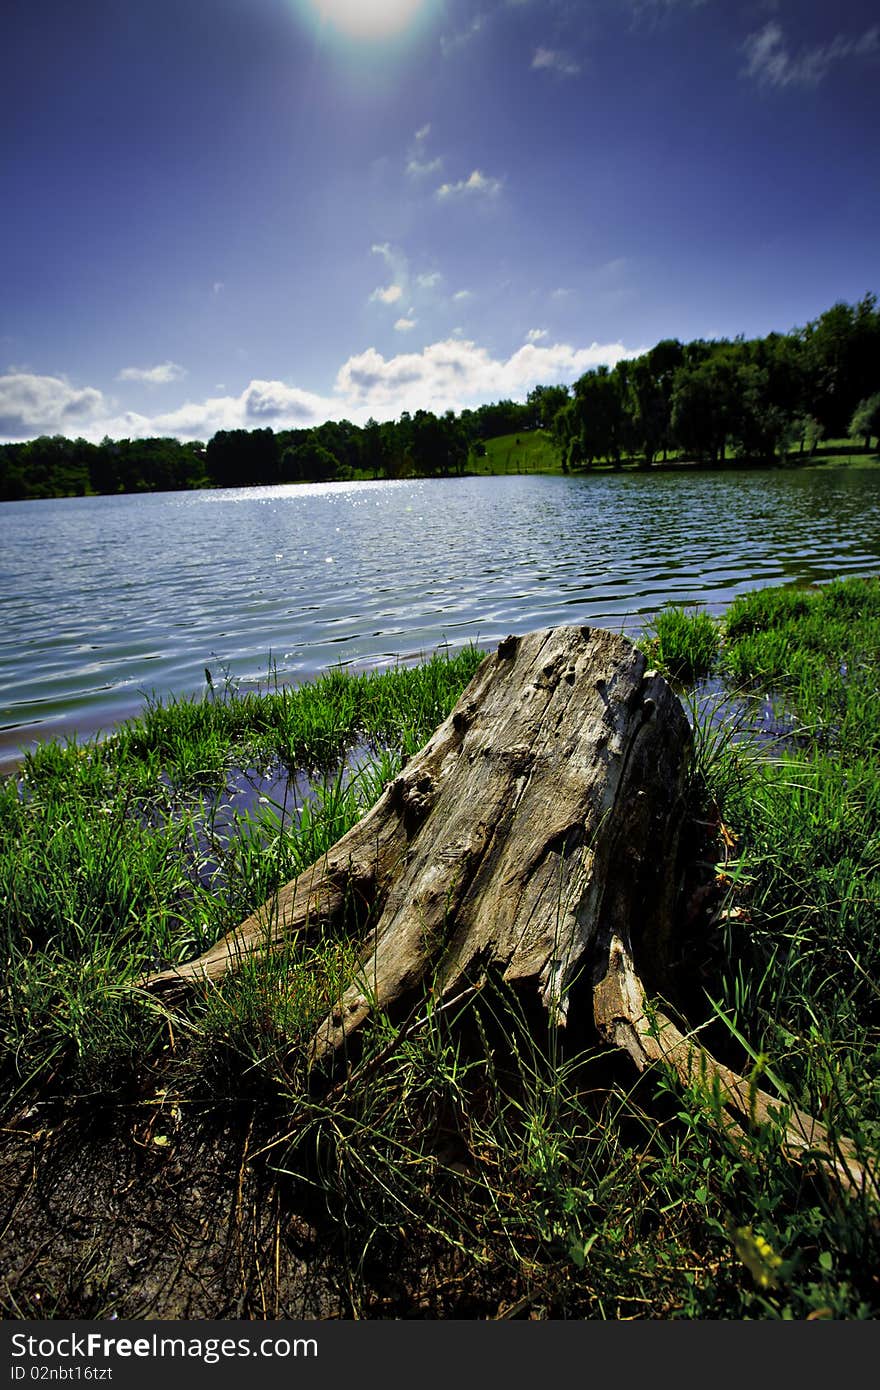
xmin=2 ymin=468 xmax=879 ymax=771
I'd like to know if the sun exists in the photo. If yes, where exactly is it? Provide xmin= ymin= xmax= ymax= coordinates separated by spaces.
xmin=310 ymin=0 xmax=425 ymax=41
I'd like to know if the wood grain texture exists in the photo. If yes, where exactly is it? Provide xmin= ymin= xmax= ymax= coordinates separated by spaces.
xmin=148 ymin=626 xmax=691 ymax=1061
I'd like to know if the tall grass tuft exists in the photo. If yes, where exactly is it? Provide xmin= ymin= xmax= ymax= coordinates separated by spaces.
xmin=640 ymin=605 xmax=721 ymax=683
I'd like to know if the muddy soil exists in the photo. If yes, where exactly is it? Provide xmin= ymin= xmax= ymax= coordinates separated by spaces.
xmin=0 ymin=1079 xmax=509 ymax=1321
xmin=0 ymin=1090 xmax=349 ymax=1320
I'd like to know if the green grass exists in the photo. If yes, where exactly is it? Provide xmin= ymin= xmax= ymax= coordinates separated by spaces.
xmin=108 ymin=642 xmax=487 ymax=778
xmin=2 ymin=579 xmax=879 ymax=1317
xmin=0 ymin=645 xmax=486 ymax=1095
xmin=639 ymin=605 xmax=721 ymax=683
xmin=711 ymin=577 xmax=880 ymax=1063
xmin=474 ymin=430 xmax=564 ymax=475
xmin=808 ymin=453 xmax=880 ymax=470
xmin=629 ymin=576 xmax=880 ymax=1315
xmin=800 ymin=437 xmax=880 ymax=470
xmin=469 ymin=431 xmax=878 ymax=477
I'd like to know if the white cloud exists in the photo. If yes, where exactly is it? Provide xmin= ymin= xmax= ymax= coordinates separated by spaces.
xmin=0 ymin=370 xmax=338 ymax=446
xmin=241 ymin=380 xmax=331 ymax=422
xmin=453 ymin=289 xmax=473 ymax=302
xmin=370 ymin=284 xmax=404 ymax=305
xmin=0 ymin=372 xmax=107 ymax=440
xmin=596 ymin=257 xmax=628 ymax=280
xmin=526 ymin=328 xmax=548 ymax=342
xmin=436 ymin=169 xmax=503 ymax=200
xmin=531 ymin=47 xmax=581 ymax=76
xmin=440 ymin=14 xmax=486 ymax=57
xmin=212 ymin=281 xmax=225 ymax=296
xmin=394 ymin=317 xmax=417 ymax=332
xmin=370 ymin=243 xmax=411 ymax=306
xmin=372 ymin=245 xmax=451 ymax=312
xmin=742 ymin=20 xmax=880 ymax=88
xmin=406 ymin=123 xmax=442 ymax=178
xmin=406 ymin=155 xmax=443 ymax=178
xmin=335 ymin=336 xmax=642 ymax=418
xmin=1 ymin=338 xmax=646 ymax=445
xmin=117 ymin=360 xmax=187 ymax=385
xmin=102 ymin=379 xmax=337 ymax=444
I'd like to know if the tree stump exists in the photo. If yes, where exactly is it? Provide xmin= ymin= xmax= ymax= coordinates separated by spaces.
xmin=148 ymin=626 xmax=690 ymax=1051
xmin=145 ymin=625 xmax=873 ymax=1202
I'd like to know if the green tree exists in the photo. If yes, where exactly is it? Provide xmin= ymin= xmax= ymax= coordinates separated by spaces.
xmin=410 ymin=409 xmax=468 ymax=476
xmin=616 ymin=344 xmax=684 ymax=467
xmin=799 ymin=294 xmax=880 ymax=436
xmin=729 ymin=363 xmax=789 ymax=462
xmin=471 ymin=399 xmax=530 ymax=439
xmin=206 ymin=428 xmax=279 ymax=487
xmin=526 ymin=384 xmax=570 ymax=431
xmin=284 ymin=435 xmax=339 ymax=482
xmin=360 ymin=418 xmax=387 ymax=478
xmin=849 ymin=393 xmax=880 ymax=450
xmin=670 ymin=351 xmax=738 ymax=463
xmin=312 ymin=419 xmax=361 ymax=476
xmin=570 ymin=365 xmax=627 ymax=466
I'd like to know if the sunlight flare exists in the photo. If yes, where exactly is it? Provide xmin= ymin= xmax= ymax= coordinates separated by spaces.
xmin=309 ymin=0 xmax=425 ymax=40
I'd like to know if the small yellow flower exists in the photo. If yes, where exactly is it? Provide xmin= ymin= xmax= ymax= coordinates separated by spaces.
xmin=734 ymin=1225 xmax=783 ymax=1289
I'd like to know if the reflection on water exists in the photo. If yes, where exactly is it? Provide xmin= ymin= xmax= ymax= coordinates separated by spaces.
xmin=1 ymin=469 xmax=878 ymax=769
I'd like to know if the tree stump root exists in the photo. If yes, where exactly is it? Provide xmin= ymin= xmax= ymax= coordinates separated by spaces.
xmin=144 ymin=625 xmax=876 ymax=1208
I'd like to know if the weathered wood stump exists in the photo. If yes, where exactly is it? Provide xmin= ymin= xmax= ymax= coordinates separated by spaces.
xmin=146 ymin=625 xmax=872 ymax=1202
xmin=148 ymin=626 xmax=689 ymax=1048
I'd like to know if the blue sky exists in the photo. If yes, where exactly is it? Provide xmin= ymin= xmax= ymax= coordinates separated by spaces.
xmin=2 ymin=0 xmax=878 ymax=443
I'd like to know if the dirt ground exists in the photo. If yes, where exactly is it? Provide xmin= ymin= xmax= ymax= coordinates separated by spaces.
xmin=0 ymin=1077 xmax=510 ymax=1321
xmin=0 ymin=1090 xmax=350 ymax=1320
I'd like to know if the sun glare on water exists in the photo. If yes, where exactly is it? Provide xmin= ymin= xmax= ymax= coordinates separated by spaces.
xmin=310 ymin=0 xmax=425 ymax=40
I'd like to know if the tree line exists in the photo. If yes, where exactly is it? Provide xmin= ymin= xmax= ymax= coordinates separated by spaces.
xmin=2 ymin=293 xmax=878 ymax=501
xmin=0 ymin=409 xmax=481 ymax=501
xmin=554 ymin=293 xmax=880 ymax=470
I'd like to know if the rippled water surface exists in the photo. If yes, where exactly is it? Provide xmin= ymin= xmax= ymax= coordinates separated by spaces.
xmin=2 ymin=469 xmax=878 ymax=768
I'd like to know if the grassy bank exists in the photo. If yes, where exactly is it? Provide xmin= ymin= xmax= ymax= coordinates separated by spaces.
xmin=1 ymin=578 xmax=879 ymax=1318
xmin=0 ymin=646 xmax=486 ymax=1097
xmin=468 ymin=431 xmax=878 ymax=477
xmin=474 ymin=429 xmax=564 ymax=474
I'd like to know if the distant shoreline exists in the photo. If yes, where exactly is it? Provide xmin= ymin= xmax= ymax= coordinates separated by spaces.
xmin=2 ymin=444 xmax=877 ymax=505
